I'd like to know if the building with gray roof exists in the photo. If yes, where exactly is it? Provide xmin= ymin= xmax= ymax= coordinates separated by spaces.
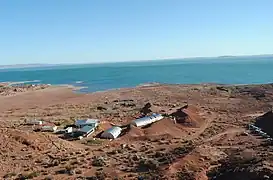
xmin=131 ymin=114 xmax=163 ymax=127
xmin=101 ymin=126 xmax=122 ymax=139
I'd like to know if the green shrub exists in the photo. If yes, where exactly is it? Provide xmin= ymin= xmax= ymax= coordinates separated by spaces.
xmin=85 ymin=139 xmax=103 ymax=146
xmin=92 ymin=156 xmax=106 ymax=167
xmin=138 ymin=158 xmax=159 ymax=172
xmin=3 ymin=172 xmax=16 ymax=178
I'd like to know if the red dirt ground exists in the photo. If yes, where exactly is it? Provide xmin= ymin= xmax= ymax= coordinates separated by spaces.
xmin=1 ymin=83 xmax=273 ymax=179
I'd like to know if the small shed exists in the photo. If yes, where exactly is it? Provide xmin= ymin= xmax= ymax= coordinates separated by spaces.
xmin=78 ymin=125 xmax=95 ymax=137
xmin=75 ymin=119 xmax=99 ymax=128
xmin=101 ymin=126 xmax=122 ymax=139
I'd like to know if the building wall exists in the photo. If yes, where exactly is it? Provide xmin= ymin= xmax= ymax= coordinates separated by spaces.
xmin=41 ymin=126 xmax=57 ymax=132
xmin=65 ymin=127 xmax=73 ymax=133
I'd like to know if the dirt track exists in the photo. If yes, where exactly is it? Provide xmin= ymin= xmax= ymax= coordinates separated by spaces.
xmin=0 ymin=83 xmax=273 ymax=179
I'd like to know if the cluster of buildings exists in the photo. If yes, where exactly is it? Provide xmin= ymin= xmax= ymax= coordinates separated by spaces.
xmin=26 ymin=113 xmax=164 ymax=140
xmin=101 ymin=113 xmax=164 ymax=139
xmin=26 ymin=119 xmax=100 ymax=139
xmin=26 ymin=119 xmax=58 ymax=132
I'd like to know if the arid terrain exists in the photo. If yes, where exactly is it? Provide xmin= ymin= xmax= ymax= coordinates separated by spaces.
xmin=1 ymin=83 xmax=273 ymax=180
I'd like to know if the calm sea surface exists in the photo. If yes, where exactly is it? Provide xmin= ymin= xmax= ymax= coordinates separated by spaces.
xmin=1 ymin=57 xmax=273 ymax=92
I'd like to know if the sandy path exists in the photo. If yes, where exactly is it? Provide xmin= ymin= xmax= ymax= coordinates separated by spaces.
xmin=0 ymin=86 xmax=79 ymax=113
xmin=204 ymin=128 xmax=244 ymax=143
xmin=188 ymin=112 xmax=217 ymax=140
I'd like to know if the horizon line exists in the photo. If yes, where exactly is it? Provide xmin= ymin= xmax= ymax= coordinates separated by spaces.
xmin=1 ymin=53 xmax=273 ymax=68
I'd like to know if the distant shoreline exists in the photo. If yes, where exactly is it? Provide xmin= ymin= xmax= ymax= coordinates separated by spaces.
xmin=1 ymin=54 xmax=273 ymax=70
xmin=1 ymin=80 xmax=273 ymax=95
xmin=0 ymin=80 xmax=86 ymax=88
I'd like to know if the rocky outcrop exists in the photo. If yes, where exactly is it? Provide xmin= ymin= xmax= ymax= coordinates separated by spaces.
xmin=0 ymin=84 xmax=49 ymax=96
xmin=140 ymin=103 xmax=152 ymax=115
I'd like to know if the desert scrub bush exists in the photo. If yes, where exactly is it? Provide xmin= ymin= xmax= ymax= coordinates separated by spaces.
xmin=84 ymin=172 xmax=106 ymax=180
xmin=27 ymin=171 xmax=40 ymax=178
xmin=172 ymin=142 xmax=195 ymax=156
xmin=56 ymin=165 xmax=75 ymax=175
xmin=17 ymin=171 xmax=40 ymax=179
xmin=43 ymin=177 xmax=53 ymax=180
xmin=85 ymin=139 xmax=103 ymax=146
xmin=154 ymin=151 xmax=165 ymax=158
xmin=55 ymin=118 xmax=73 ymax=127
xmin=107 ymin=149 xmax=118 ymax=155
xmin=176 ymin=170 xmax=195 ymax=180
xmin=137 ymin=158 xmax=159 ymax=172
xmin=3 ymin=172 xmax=16 ymax=178
xmin=138 ymin=172 xmax=166 ymax=180
xmin=95 ymin=171 xmax=107 ymax=180
xmin=113 ymin=176 xmax=125 ymax=180
xmin=70 ymin=159 xmax=81 ymax=165
xmin=92 ymin=156 xmax=106 ymax=167
xmin=75 ymin=169 xmax=83 ymax=174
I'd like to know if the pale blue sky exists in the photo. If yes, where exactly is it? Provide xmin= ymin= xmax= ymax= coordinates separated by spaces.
xmin=0 ymin=0 xmax=273 ymax=65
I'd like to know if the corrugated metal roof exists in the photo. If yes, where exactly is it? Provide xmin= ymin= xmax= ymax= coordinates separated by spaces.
xmin=152 ymin=114 xmax=163 ymax=119
xmin=131 ymin=114 xmax=163 ymax=127
xmin=75 ymin=119 xmax=99 ymax=126
xmin=79 ymin=125 xmax=94 ymax=134
xmin=101 ymin=126 xmax=122 ymax=139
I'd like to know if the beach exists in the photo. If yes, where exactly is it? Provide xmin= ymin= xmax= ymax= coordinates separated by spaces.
xmin=0 ymin=82 xmax=273 ymax=179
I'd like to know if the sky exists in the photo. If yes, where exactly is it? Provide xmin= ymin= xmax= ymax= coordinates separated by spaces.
xmin=0 ymin=0 xmax=273 ymax=65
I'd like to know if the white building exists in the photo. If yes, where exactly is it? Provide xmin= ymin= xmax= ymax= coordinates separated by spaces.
xmin=131 ymin=114 xmax=164 ymax=127
xmin=78 ymin=125 xmax=95 ymax=137
xmin=65 ymin=127 xmax=73 ymax=133
xmin=26 ymin=119 xmax=43 ymax=125
xmin=101 ymin=126 xmax=122 ymax=139
xmin=152 ymin=113 xmax=164 ymax=121
xmin=75 ymin=119 xmax=99 ymax=128
xmin=41 ymin=125 xmax=58 ymax=132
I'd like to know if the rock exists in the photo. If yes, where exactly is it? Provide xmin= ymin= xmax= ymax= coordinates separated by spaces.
xmin=67 ymin=170 xmax=75 ymax=175
xmin=97 ymin=106 xmax=107 ymax=111
xmin=216 ymin=86 xmax=229 ymax=92
xmin=92 ymin=156 xmax=106 ymax=167
xmin=121 ymin=144 xmax=127 ymax=149
xmin=132 ymin=154 xmax=140 ymax=161
xmin=140 ymin=103 xmax=152 ymax=115
xmin=120 ymin=102 xmax=136 ymax=107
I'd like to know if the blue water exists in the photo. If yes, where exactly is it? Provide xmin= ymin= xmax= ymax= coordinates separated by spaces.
xmin=0 ymin=57 xmax=273 ymax=92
